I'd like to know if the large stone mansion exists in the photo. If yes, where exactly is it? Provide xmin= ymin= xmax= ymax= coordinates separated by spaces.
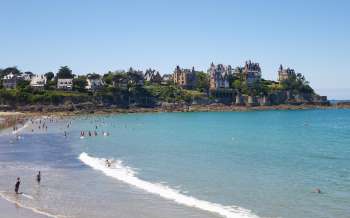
xmin=172 ymin=60 xmax=263 ymax=90
xmin=278 ymin=64 xmax=296 ymax=82
xmin=173 ymin=66 xmax=198 ymax=89
xmin=208 ymin=63 xmax=231 ymax=90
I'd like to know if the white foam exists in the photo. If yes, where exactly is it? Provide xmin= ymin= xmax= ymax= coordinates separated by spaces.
xmin=22 ymin=193 xmax=34 ymax=200
xmin=12 ymin=121 xmax=30 ymax=135
xmin=0 ymin=192 xmax=68 ymax=218
xmin=79 ymin=152 xmax=261 ymax=218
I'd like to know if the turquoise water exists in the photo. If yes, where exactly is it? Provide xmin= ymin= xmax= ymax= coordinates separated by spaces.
xmin=74 ymin=109 xmax=350 ymax=218
xmin=1 ymin=109 xmax=349 ymax=218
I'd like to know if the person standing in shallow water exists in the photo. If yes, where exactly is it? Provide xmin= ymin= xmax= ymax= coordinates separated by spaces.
xmin=15 ymin=177 xmax=20 ymax=194
xmin=37 ymin=171 xmax=41 ymax=183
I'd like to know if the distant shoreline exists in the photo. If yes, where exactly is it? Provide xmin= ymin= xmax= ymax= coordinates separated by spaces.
xmin=1 ymin=103 xmax=348 ymax=118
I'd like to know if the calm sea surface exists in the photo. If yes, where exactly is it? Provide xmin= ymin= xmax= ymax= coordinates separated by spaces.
xmin=0 ymin=109 xmax=349 ymax=218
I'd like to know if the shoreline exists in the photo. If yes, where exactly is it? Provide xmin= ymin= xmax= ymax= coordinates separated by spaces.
xmin=0 ymin=112 xmax=28 ymax=131
xmin=0 ymin=107 xmax=348 ymax=218
xmin=2 ymin=103 xmax=348 ymax=117
xmin=0 ymin=197 xmax=48 ymax=218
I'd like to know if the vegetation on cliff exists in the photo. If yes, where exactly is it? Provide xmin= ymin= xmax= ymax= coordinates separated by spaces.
xmin=0 ymin=65 xmax=325 ymax=109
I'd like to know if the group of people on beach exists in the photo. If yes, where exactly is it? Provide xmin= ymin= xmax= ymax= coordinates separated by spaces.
xmin=14 ymin=171 xmax=41 ymax=194
xmin=10 ymin=114 xmax=115 ymax=197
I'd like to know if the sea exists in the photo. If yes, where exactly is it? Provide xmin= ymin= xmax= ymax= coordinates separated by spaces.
xmin=0 ymin=109 xmax=349 ymax=218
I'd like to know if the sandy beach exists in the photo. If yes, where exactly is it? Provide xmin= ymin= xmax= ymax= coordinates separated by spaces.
xmin=0 ymin=196 xmax=48 ymax=218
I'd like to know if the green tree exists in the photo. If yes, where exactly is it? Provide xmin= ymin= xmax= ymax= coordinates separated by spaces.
xmin=57 ymin=66 xmax=73 ymax=79
xmin=127 ymin=68 xmax=144 ymax=87
xmin=232 ymin=79 xmax=242 ymax=91
xmin=45 ymin=72 xmax=55 ymax=81
xmin=73 ymin=76 xmax=87 ymax=92
xmin=281 ymin=73 xmax=314 ymax=94
xmin=1 ymin=67 xmax=21 ymax=77
xmin=112 ymin=72 xmax=128 ymax=89
xmin=102 ymin=71 xmax=115 ymax=86
xmin=195 ymin=72 xmax=209 ymax=92
xmin=17 ymin=80 xmax=30 ymax=90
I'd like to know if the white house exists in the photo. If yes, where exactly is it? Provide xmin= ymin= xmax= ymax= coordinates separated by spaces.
xmin=30 ymin=75 xmax=47 ymax=90
xmin=86 ymin=76 xmax=104 ymax=91
xmin=2 ymin=73 xmax=21 ymax=89
xmin=22 ymin=72 xmax=34 ymax=81
xmin=57 ymin=78 xmax=73 ymax=90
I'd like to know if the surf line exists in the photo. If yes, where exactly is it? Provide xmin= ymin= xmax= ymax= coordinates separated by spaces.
xmin=0 ymin=191 xmax=69 ymax=218
xmin=79 ymin=152 xmax=261 ymax=218
xmin=12 ymin=120 xmax=30 ymax=135
xmin=22 ymin=193 xmax=34 ymax=200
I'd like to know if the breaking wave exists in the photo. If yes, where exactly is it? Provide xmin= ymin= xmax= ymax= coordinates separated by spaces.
xmin=79 ymin=152 xmax=261 ymax=218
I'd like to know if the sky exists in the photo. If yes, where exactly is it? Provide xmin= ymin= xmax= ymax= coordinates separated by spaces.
xmin=0 ymin=0 xmax=349 ymax=99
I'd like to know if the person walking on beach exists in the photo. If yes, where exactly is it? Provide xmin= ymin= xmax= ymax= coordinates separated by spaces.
xmin=15 ymin=177 xmax=20 ymax=194
xmin=36 ymin=171 xmax=41 ymax=183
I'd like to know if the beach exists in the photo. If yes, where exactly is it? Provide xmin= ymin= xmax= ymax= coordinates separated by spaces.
xmin=0 ymin=109 xmax=349 ymax=218
xmin=0 ymin=197 xmax=48 ymax=218
xmin=0 ymin=112 xmax=27 ymax=131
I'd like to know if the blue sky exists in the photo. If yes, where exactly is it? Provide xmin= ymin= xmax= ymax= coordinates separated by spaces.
xmin=0 ymin=0 xmax=349 ymax=99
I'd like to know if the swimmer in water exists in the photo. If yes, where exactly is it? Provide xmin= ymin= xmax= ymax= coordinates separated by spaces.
xmin=105 ymin=160 xmax=111 ymax=167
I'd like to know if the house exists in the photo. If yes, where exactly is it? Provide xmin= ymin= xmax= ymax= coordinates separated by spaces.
xmin=144 ymin=69 xmax=155 ymax=81
xmin=22 ymin=72 xmax=34 ymax=81
xmin=278 ymin=64 xmax=296 ymax=82
xmin=2 ymin=73 xmax=22 ymax=89
xmin=57 ymin=78 xmax=73 ymax=90
xmin=173 ymin=66 xmax=197 ymax=88
xmin=161 ymin=74 xmax=173 ymax=85
xmin=30 ymin=75 xmax=47 ymax=90
xmin=85 ymin=74 xmax=104 ymax=91
xmin=152 ymin=72 xmax=162 ymax=84
xmin=242 ymin=60 xmax=261 ymax=86
xmin=208 ymin=63 xmax=231 ymax=90
xmin=112 ymin=77 xmax=128 ymax=89
xmin=144 ymin=69 xmax=162 ymax=84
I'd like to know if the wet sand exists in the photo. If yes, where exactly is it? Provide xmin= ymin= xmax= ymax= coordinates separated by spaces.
xmin=0 ymin=198 xmax=48 ymax=218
